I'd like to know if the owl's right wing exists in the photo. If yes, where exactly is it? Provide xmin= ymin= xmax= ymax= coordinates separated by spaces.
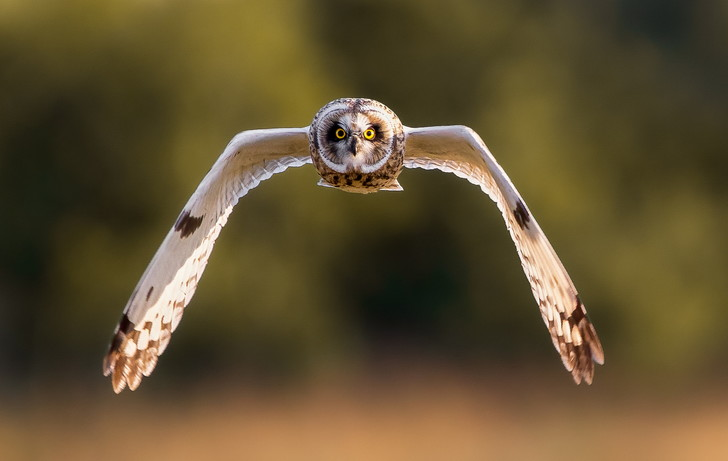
xmin=103 ymin=127 xmax=312 ymax=393
xmin=403 ymin=125 xmax=603 ymax=384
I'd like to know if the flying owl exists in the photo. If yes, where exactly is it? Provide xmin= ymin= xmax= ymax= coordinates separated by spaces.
xmin=103 ymin=98 xmax=604 ymax=393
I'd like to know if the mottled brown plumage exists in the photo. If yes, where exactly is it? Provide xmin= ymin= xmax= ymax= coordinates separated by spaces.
xmin=309 ymin=98 xmax=405 ymax=193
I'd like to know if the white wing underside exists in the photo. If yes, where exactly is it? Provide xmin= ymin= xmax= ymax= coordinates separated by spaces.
xmin=105 ymin=122 xmax=603 ymax=393
xmin=403 ymin=126 xmax=604 ymax=384
xmin=103 ymin=127 xmax=312 ymax=393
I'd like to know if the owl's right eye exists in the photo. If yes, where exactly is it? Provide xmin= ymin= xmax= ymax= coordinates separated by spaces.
xmin=334 ymin=128 xmax=347 ymax=140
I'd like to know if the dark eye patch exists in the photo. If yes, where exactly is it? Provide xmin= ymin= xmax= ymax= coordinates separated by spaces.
xmin=367 ymin=124 xmax=383 ymax=140
xmin=327 ymin=123 xmax=346 ymax=142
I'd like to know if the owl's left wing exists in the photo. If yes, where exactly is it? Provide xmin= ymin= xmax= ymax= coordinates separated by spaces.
xmin=403 ymin=125 xmax=603 ymax=384
xmin=103 ymin=128 xmax=312 ymax=393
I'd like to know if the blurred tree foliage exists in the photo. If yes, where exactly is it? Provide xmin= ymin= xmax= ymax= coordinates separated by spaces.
xmin=0 ymin=0 xmax=726 ymax=389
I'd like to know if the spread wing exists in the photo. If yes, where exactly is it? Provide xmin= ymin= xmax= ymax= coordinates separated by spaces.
xmin=403 ymin=125 xmax=604 ymax=384
xmin=103 ymin=127 xmax=312 ymax=393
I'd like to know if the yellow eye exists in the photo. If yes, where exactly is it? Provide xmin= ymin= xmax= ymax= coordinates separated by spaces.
xmin=363 ymin=128 xmax=376 ymax=140
xmin=335 ymin=128 xmax=347 ymax=140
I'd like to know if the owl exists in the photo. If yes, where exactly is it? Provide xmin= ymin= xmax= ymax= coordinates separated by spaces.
xmin=103 ymin=98 xmax=604 ymax=393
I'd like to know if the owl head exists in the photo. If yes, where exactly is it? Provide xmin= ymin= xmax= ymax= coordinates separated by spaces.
xmin=308 ymin=98 xmax=406 ymax=193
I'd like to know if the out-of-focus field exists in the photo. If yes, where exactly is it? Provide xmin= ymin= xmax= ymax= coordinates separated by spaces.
xmin=5 ymin=368 xmax=728 ymax=461
xmin=2 ymin=1 xmax=727 ymax=459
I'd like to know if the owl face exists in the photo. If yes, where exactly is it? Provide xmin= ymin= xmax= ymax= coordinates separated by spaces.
xmin=309 ymin=98 xmax=405 ymax=193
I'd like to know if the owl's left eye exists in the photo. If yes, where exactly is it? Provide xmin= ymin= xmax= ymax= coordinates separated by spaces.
xmin=334 ymin=128 xmax=347 ymax=140
xmin=363 ymin=128 xmax=376 ymax=140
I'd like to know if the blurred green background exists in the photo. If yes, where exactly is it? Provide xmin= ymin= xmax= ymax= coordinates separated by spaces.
xmin=2 ymin=0 xmax=728 ymax=459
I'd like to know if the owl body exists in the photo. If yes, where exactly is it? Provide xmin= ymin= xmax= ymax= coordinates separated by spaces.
xmin=308 ymin=98 xmax=405 ymax=193
xmin=103 ymin=97 xmax=604 ymax=393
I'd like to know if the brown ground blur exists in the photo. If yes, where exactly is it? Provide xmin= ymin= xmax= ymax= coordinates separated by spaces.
xmin=5 ymin=366 xmax=728 ymax=461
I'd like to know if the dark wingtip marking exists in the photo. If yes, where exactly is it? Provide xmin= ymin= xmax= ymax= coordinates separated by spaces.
xmin=105 ymin=314 xmax=135 ymax=371
xmin=570 ymin=295 xmax=587 ymax=324
xmin=174 ymin=209 xmax=204 ymax=238
xmin=106 ymin=332 xmax=124 ymax=363
xmin=118 ymin=314 xmax=134 ymax=334
xmin=146 ymin=286 xmax=154 ymax=302
xmin=513 ymin=200 xmax=531 ymax=229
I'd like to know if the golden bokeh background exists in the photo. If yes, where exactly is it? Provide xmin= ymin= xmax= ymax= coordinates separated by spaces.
xmin=1 ymin=0 xmax=727 ymax=459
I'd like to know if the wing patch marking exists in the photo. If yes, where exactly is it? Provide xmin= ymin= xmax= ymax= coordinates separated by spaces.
xmin=513 ymin=200 xmax=531 ymax=230
xmin=118 ymin=314 xmax=134 ymax=334
xmin=569 ymin=296 xmax=587 ymax=324
xmin=174 ymin=209 xmax=204 ymax=238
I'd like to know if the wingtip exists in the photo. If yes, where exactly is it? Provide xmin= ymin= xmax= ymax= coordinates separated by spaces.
xmin=585 ymin=324 xmax=605 ymax=366
xmin=103 ymin=333 xmax=143 ymax=393
xmin=112 ymin=379 xmax=127 ymax=394
xmin=105 ymin=352 xmax=148 ymax=393
xmin=580 ymin=373 xmax=594 ymax=386
xmin=569 ymin=361 xmax=595 ymax=386
xmin=593 ymin=350 xmax=605 ymax=366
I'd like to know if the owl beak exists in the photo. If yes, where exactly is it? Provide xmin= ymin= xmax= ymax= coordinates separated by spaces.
xmin=348 ymin=134 xmax=362 ymax=156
